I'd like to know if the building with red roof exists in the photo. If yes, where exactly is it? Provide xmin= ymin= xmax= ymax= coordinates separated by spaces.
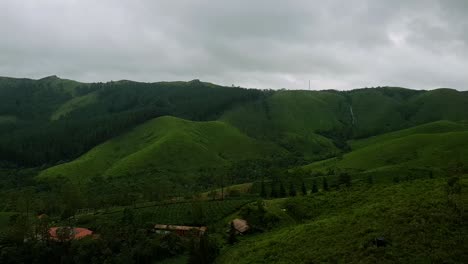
xmin=49 ymin=227 xmax=94 ymax=241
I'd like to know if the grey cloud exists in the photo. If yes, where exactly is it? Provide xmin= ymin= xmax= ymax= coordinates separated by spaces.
xmin=0 ymin=0 xmax=467 ymax=90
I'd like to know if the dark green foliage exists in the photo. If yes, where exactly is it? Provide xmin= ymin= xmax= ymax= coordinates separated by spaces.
xmin=301 ymin=182 xmax=307 ymax=195
xmin=367 ymin=175 xmax=374 ymax=185
xmin=1 ymin=78 xmax=468 ymax=263
xmin=338 ymin=172 xmax=351 ymax=187
xmin=447 ymin=176 xmax=461 ymax=195
xmin=311 ymin=180 xmax=318 ymax=194
xmin=279 ymin=182 xmax=286 ymax=198
xmin=0 ymin=78 xmax=264 ymax=166
xmin=217 ymin=176 xmax=468 ymax=263
xmin=228 ymin=222 xmax=237 ymax=245
xmin=188 ymin=234 xmax=219 ymax=264
xmin=288 ymin=182 xmax=297 ymax=197
xmin=322 ymin=178 xmax=329 ymax=191
xmin=260 ymin=180 xmax=267 ymax=198
xmin=239 ymin=200 xmax=279 ymax=232
xmin=270 ymin=182 xmax=278 ymax=198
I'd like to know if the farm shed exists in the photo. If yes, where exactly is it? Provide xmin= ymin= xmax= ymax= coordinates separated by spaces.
xmin=232 ymin=218 xmax=249 ymax=234
xmin=154 ymin=224 xmax=207 ymax=237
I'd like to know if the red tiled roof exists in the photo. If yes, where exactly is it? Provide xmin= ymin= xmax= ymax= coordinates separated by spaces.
xmin=49 ymin=227 xmax=93 ymax=240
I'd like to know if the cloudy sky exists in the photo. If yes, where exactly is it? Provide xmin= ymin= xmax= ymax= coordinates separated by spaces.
xmin=1 ymin=0 xmax=467 ymax=90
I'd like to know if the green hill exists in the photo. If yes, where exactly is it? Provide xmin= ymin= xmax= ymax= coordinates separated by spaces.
xmin=304 ymin=122 xmax=468 ymax=175
xmin=222 ymin=87 xmax=468 ymax=161
xmin=350 ymin=120 xmax=468 ymax=149
xmin=217 ymin=176 xmax=467 ymax=263
xmin=221 ymin=90 xmax=348 ymax=160
xmin=408 ymin=88 xmax=468 ymax=123
xmin=38 ymin=116 xmax=284 ymax=183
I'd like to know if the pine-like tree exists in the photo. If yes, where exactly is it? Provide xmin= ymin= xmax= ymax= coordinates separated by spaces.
xmin=289 ymin=182 xmax=297 ymax=196
xmin=279 ymin=182 xmax=286 ymax=197
xmin=367 ymin=175 xmax=374 ymax=185
xmin=338 ymin=172 xmax=352 ymax=187
xmin=311 ymin=180 xmax=318 ymax=193
xmin=228 ymin=221 xmax=237 ymax=245
xmin=260 ymin=180 xmax=267 ymax=198
xmin=270 ymin=182 xmax=278 ymax=198
xmin=301 ymin=182 xmax=307 ymax=195
xmin=323 ymin=178 xmax=329 ymax=191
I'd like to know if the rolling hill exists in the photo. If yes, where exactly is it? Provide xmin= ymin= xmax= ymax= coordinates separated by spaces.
xmin=38 ymin=116 xmax=284 ymax=183
xmin=303 ymin=121 xmax=468 ymax=175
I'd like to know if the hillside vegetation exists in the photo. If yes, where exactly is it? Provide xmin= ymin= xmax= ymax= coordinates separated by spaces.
xmin=350 ymin=120 xmax=468 ymax=149
xmin=304 ymin=121 xmax=468 ymax=175
xmin=1 ymin=76 xmax=467 ymax=263
xmin=38 ymin=116 xmax=283 ymax=183
xmin=217 ymin=176 xmax=467 ymax=263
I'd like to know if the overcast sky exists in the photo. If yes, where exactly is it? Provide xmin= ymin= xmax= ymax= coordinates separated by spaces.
xmin=1 ymin=0 xmax=467 ymax=90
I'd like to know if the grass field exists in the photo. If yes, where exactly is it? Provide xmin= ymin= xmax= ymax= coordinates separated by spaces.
xmin=217 ymin=175 xmax=467 ymax=263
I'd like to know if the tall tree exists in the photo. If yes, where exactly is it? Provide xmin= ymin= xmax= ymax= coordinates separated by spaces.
xmin=270 ymin=182 xmax=278 ymax=198
xmin=311 ymin=180 xmax=318 ymax=193
xmin=260 ymin=179 xmax=267 ymax=198
xmin=279 ymin=182 xmax=286 ymax=197
xmin=323 ymin=178 xmax=329 ymax=191
xmin=338 ymin=172 xmax=352 ymax=187
xmin=289 ymin=182 xmax=297 ymax=197
xmin=301 ymin=181 xmax=307 ymax=195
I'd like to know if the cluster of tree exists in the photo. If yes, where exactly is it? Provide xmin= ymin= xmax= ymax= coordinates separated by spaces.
xmin=0 ymin=207 xmax=219 ymax=264
xmin=239 ymin=200 xmax=279 ymax=232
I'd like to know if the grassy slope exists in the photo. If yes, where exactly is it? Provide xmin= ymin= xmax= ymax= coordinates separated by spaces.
xmin=217 ymin=176 xmax=467 ymax=263
xmin=221 ymin=90 xmax=344 ymax=159
xmin=222 ymin=88 xmax=468 ymax=161
xmin=50 ymin=92 xmax=97 ymax=120
xmin=224 ymin=87 xmax=468 ymax=138
xmin=304 ymin=123 xmax=468 ymax=173
xmin=350 ymin=120 xmax=468 ymax=149
xmin=38 ymin=116 xmax=284 ymax=182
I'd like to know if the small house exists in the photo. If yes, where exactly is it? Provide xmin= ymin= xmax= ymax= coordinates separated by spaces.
xmin=231 ymin=218 xmax=249 ymax=234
